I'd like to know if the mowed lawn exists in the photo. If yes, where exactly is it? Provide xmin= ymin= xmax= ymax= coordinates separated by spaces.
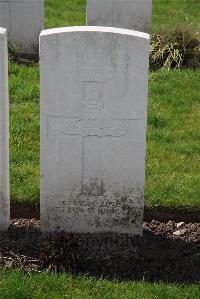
xmin=9 ymin=0 xmax=200 ymax=209
xmin=0 ymin=270 xmax=200 ymax=299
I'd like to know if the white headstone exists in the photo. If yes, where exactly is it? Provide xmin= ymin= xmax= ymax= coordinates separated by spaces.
xmin=0 ymin=27 xmax=9 ymax=231
xmin=87 ymin=0 xmax=152 ymax=33
xmin=0 ymin=0 xmax=44 ymax=54
xmin=40 ymin=26 xmax=150 ymax=235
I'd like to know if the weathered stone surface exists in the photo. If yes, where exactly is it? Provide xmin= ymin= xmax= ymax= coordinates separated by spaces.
xmin=40 ymin=26 xmax=150 ymax=234
xmin=0 ymin=27 xmax=9 ymax=231
xmin=87 ymin=0 xmax=152 ymax=33
xmin=0 ymin=0 xmax=44 ymax=54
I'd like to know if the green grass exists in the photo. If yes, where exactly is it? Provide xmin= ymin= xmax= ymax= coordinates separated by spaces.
xmin=9 ymin=63 xmax=40 ymax=202
xmin=45 ymin=0 xmax=86 ymax=29
xmin=146 ymin=70 xmax=200 ymax=208
xmin=44 ymin=0 xmax=200 ymax=33
xmin=152 ymin=0 xmax=200 ymax=32
xmin=0 ymin=270 xmax=200 ymax=299
xmin=9 ymin=64 xmax=200 ymax=208
xmin=8 ymin=0 xmax=200 ymax=208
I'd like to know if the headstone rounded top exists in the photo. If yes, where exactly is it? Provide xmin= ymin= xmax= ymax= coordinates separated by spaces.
xmin=40 ymin=26 xmax=150 ymax=40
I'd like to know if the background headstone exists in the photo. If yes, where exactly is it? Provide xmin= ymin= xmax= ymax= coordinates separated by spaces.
xmin=0 ymin=27 xmax=9 ymax=231
xmin=0 ymin=0 xmax=44 ymax=54
xmin=87 ymin=0 xmax=152 ymax=33
xmin=40 ymin=26 xmax=150 ymax=235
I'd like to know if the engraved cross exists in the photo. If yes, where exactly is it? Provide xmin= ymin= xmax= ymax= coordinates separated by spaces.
xmin=48 ymin=81 xmax=138 ymax=196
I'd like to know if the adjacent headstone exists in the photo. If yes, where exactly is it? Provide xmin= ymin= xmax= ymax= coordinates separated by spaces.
xmin=0 ymin=27 xmax=9 ymax=231
xmin=0 ymin=0 xmax=44 ymax=54
xmin=40 ymin=26 xmax=150 ymax=235
xmin=87 ymin=0 xmax=152 ymax=33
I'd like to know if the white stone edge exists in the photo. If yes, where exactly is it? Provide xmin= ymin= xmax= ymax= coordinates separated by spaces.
xmin=0 ymin=27 xmax=7 ymax=35
xmin=0 ymin=26 xmax=9 ymax=231
xmin=40 ymin=26 xmax=150 ymax=40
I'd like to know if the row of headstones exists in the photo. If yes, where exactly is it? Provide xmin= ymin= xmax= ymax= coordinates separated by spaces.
xmin=0 ymin=0 xmax=152 ymax=54
xmin=0 ymin=0 xmax=152 ymax=235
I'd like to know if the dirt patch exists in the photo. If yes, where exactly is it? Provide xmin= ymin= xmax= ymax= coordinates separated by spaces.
xmin=144 ymin=206 xmax=200 ymax=223
xmin=11 ymin=203 xmax=40 ymax=219
xmin=0 ymin=218 xmax=199 ymax=283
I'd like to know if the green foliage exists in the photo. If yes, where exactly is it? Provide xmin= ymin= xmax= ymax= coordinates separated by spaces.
xmin=150 ymin=26 xmax=200 ymax=70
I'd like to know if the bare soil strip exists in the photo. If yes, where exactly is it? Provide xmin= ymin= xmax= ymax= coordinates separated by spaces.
xmin=0 ymin=218 xmax=199 ymax=283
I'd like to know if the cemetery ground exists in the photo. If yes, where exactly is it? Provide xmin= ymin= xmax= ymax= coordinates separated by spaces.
xmin=0 ymin=0 xmax=200 ymax=297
